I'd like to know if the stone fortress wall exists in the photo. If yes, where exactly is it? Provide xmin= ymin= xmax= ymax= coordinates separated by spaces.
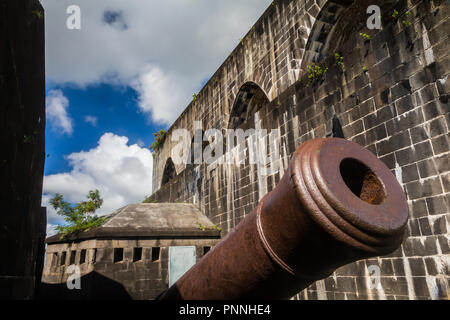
xmin=148 ymin=0 xmax=449 ymax=299
xmin=0 ymin=0 xmax=47 ymax=299
xmin=42 ymin=238 xmax=218 ymax=300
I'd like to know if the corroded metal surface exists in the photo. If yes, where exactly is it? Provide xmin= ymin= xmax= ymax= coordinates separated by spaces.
xmin=159 ymin=138 xmax=409 ymax=300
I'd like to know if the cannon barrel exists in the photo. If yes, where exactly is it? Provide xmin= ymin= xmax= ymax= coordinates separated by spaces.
xmin=159 ymin=138 xmax=409 ymax=300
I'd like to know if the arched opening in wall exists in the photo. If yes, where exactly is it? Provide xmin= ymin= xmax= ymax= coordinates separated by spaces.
xmin=227 ymin=82 xmax=270 ymax=131
xmin=299 ymin=0 xmax=355 ymax=77
xmin=161 ymin=157 xmax=176 ymax=186
xmin=225 ymin=83 xmax=271 ymax=221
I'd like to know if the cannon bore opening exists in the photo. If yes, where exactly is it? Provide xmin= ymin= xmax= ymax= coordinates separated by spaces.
xmin=339 ymin=158 xmax=386 ymax=205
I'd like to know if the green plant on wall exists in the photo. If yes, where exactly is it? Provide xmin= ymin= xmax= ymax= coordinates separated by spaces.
xmin=403 ymin=11 xmax=412 ymax=27
xmin=192 ymin=93 xmax=198 ymax=102
xmin=197 ymin=220 xmax=206 ymax=231
xmin=149 ymin=129 xmax=167 ymax=158
xmin=307 ymin=63 xmax=328 ymax=83
xmin=32 ymin=9 xmax=43 ymax=19
xmin=360 ymin=32 xmax=371 ymax=41
xmin=392 ymin=10 xmax=399 ymax=19
xmin=335 ymin=53 xmax=344 ymax=69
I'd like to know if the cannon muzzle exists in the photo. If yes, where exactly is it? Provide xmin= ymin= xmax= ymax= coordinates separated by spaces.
xmin=159 ymin=138 xmax=409 ymax=300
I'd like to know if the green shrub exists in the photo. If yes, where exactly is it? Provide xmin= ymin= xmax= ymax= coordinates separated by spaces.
xmin=50 ymin=190 xmax=106 ymax=238
xmin=149 ymin=129 xmax=167 ymax=155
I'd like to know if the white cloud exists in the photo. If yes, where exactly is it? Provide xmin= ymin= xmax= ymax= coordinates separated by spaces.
xmin=46 ymin=90 xmax=73 ymax=135
xmin=84 ymin=115 xmax=98 ymax=127
xmin=40 ymin=0 xmax=272 ymax=124
xmin=132 ymin=65 xmax=196 ymax=124
xmin=43 ymin=133 xmax=154 ymax=225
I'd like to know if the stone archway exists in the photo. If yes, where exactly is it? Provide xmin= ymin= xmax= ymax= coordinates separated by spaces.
xmin=161 ymin=157 xmax=176 ymax=186
xmin=227 ymin=82 xmax=270 ymax=130
xmin=299 ymin=0 xmax=355 ymax=77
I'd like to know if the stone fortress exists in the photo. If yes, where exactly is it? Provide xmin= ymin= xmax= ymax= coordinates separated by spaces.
xmin=1 ymin=0 xmax=448 ymax=300
xmin=42 ymin=204 xmax=220 ymax=299
xmin=147 ymin=0 xmax=449 ymax=300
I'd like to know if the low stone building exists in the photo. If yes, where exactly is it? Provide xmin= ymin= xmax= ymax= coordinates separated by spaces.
xmin=40 ymin=203 xmax=221 ymax=300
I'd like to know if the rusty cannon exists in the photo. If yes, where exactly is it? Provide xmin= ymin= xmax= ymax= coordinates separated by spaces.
xmin=159 ymin=138 xmax=409 ymax=300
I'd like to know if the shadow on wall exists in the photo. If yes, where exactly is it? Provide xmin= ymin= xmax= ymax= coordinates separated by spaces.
xmin=37 ymin=271 xmax=132 ymax=300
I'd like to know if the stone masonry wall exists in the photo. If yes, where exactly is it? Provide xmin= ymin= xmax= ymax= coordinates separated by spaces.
xmin=151 ymin=0 xmax=354 ymax=192
xmin=149 ymin=0 xmax=449 ymax=299
xmin=0 ymin=0 xmax=47 ymax=299
xmin=41 ymin=238 xmax=219 ymax=300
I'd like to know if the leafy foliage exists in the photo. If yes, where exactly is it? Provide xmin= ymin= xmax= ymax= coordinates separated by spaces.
xmin=50 ymin=190 xmax=106 ymax=238
xmin=335 ymin=53 xmax=344 ymax=68
xmin=402 ymin=11 xmax=412 ymax=27
xmin=359 ymin=32 xmax=371 ymax=41
xmin=392 ymin=10 xmax=399 ymax=19
xmin=196 ymin=220 xmax=222 ymax=232
xmin=307 ymin=63 xmax=328 ymax=82
xmin=32 ymin=9 xmax=43 ymax=19
xmin=149 ymin=129 xmax=167 ymax=156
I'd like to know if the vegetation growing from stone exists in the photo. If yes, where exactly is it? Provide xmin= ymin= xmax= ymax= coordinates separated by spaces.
xmin=392 ymin=10 xmax=399 ymax=19
xmin=198 ymin=223 xmax=206 ymax=231
xmin=402 ymin=11 xmax=412 ymax=27
xmin=149 ymin=129 xmax=167 ymax=157
xmin=196 ymin=220 xmax=222 ymax=232
xmin=307 ymin=63 xmax=328 ymax=83
xmin=359 ymin=32 xmax=371 ymax=41
xmin=32 ymin=9 xmax=43 ymax=19
xmin=143 ymin=198 xmax=159 ymax=203
xmin=50 ymin=190 xmax=106 ymax=238
xmin=335 ymin=53 xmax=344 ymax=69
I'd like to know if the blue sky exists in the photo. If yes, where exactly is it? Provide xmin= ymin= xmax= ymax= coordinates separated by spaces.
xmin=45 ymin=83 xmax=160 ymax=175
xmin=40 ymin=0 xmax=272 ymax=234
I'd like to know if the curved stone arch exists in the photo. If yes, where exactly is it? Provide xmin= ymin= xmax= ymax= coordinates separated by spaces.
xmin=161 ymin=157 xmax=176 ymax=186
xmin=226 ymin=81 xmax=271 ymax=130
xmin=299 ymin=0 xmax=355 ymax=77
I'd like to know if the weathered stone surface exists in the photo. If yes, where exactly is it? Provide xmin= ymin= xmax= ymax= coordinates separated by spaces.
xmin=41 ymin=203 xmax=220 ymax=299
xmin=148 ymin=0 xmax=449 ymax=300
xmin=41 ymin=237 xmax=219 ymax=300
xmin=103 ymin=203 xmax=216 ymax=230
